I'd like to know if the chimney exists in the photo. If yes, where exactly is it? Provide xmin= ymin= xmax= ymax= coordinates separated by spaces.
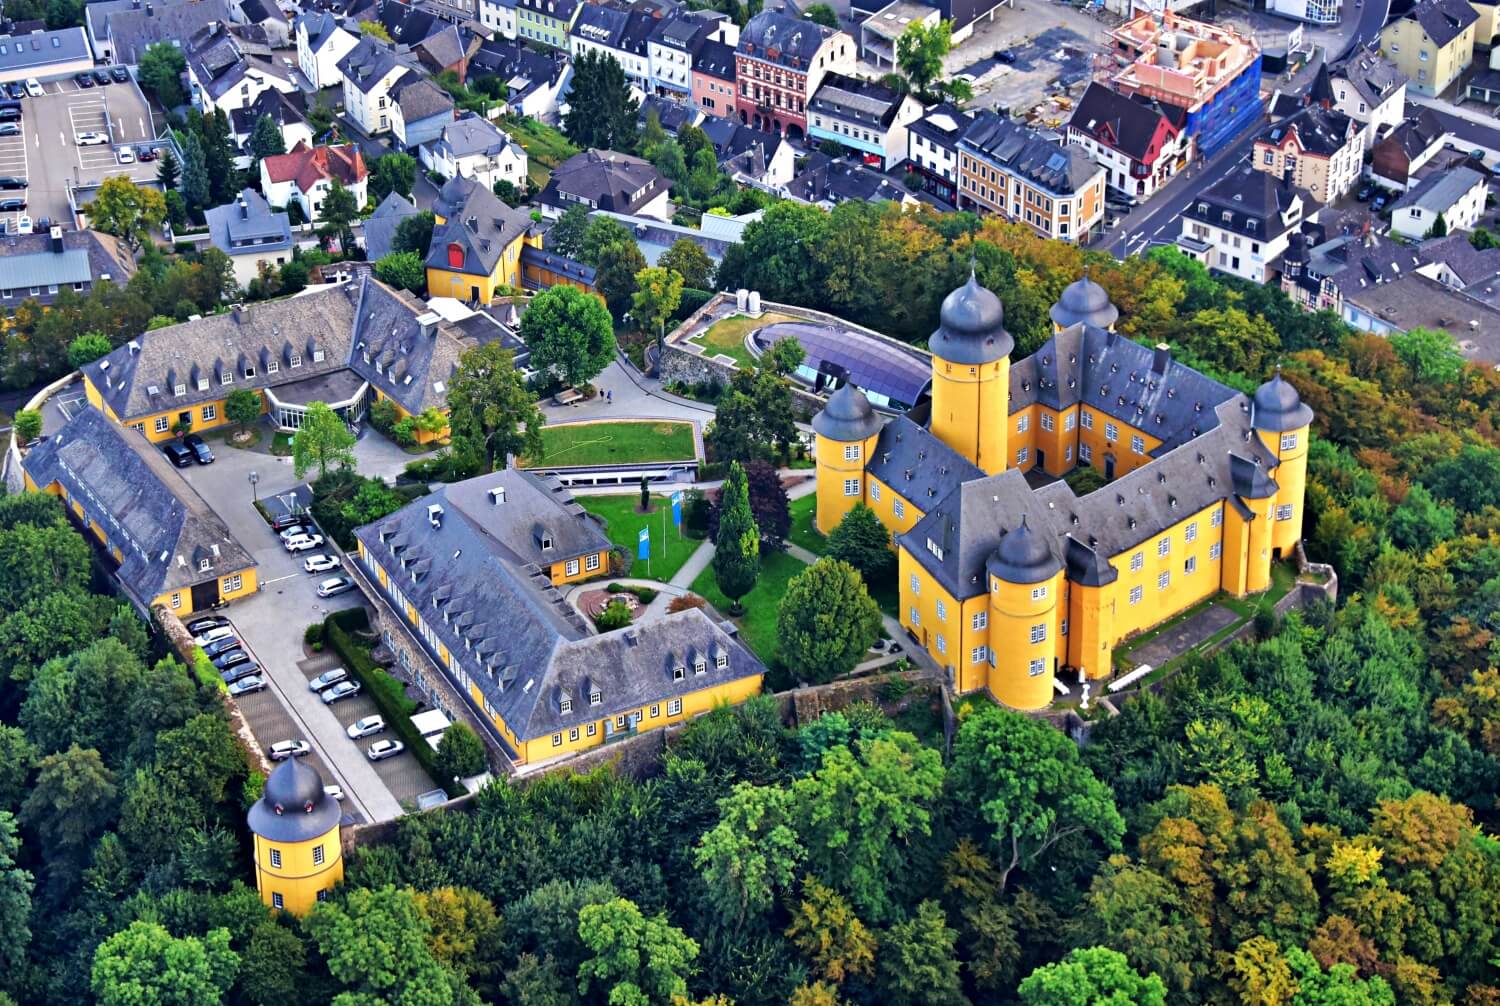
xmin=427 ymin=503 xmax=444 ymax=527
xmin=49 ymin=225 xmax=62 ymax=254
xmin=416 ymin=311 xmax=440 ymax=337
xmin=145 ymin=2 xmax=153 ymax=14
xmin=238 ymin=195 xmax=248 ymax=218
xmin=1152 ymin=342 xmax=1171 ymax=374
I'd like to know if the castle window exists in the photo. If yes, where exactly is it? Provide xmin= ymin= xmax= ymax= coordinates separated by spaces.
xmin=668 ymin=698 xmax=682 ymax=715
xmin=893 ymin=500 xmax=905 ymax=519
xmin=1064 ymin=412 xmax=1076 ymax=431
xmin=909 ymin=574 xmax=920 ymax=595
xmin=317 ymin=890 xmax=329 ymax=903
xmin=1211 ymin=507 xmax=1223 ymax=527
xmin=1028 ymin=658 xmax=1045 ymax=676
xmin=1060 ymin=619 xmax=1068 ymax=636
xmin=155 ymin=416 xmax=170 ymax=433
xmin=1065 ymin=447 xmax=1073 ymax=462
xmin=971 ymin=610 xmax=987 ymax=630
xmin=1017 ymin=414 xmax=1029 ymax=432
xmin=170 ymin=592 xmax=181 ymax=608
xmin=935 ymin=635 xmax=946 ymax=654
xmin=1041 ymin=413 xmax=1054 ymax=432
xmin=1031 ymin=585 xmax=1047 ymax=600
xmin=1276 ymin=504 xmax=1294 ymax=521
xmin=272 ymin=892 xmax=284 ymax=909
xmin=1130 ymin=551 xmax=1143 ymax=572
xmin=1081 ymin=411 xmax=1093 ymax=430
xmin=313 ymin=845 xmax=325 ymax=866
xmin=552 ymin=733 xmax=562 ymax=746
xmin=1131 ymin=435 xmax=1145 ymax=455
xmin=1185 ymin=556 xmax=1197 ymax=575
xmin=587 ymin=723 xmax=598 ymax=736
xmin=570 ymin=728 xmax=580 ymax=741
xmin=843 ymin=478 xmax=860 ymax=496
xmin=561 ymin=696 xmax=572 ymax=713
xmin=927 ymin=539 xmax=944 ymax=561
xmin=1104 ymin=422 xmax=1118 ymax=443
xmin=935 ymin=599 xmax=946 ymax=622
xmin=1280 ymin=432 xmax=1298 ymax=451
xmin=1080 ymin=444 xmax=1092 ymax=462
xmin=1157 ymin=537 xmax=1170 ymax=557
xmin=586 ymin=553 xmax=601 ymax=572
xmin=202 ymin=404 xmax=217 ymax=422
xmin=870 ymin=483 xmax=881 ymax=502
xmin=1158 ymin=571 xmax=1170 ymax=591
xmin=909 ymin=606 xmax=921 ymax=626
xmin=971 ymin=646 xmax=987 ymax=664
xmin=1185 ymin=522 xmax=1198 ymax=543
xmin=590 ymin=687 xmax=601 ymax=705
xmin=269 ymin=848 xmax=282 ymax=868
xmin=1029 ymin=623 xmax=1046 ymax=644
xmin=1129 ymin=585 xmax=1143 ymax=605
xmin=843 ymin=444 xmax=861 ymax=461
xmin=1016 ymin=447 xmax=1029 ymax=465
xmin=1210 ymin=542 xmax=1223 ymax=560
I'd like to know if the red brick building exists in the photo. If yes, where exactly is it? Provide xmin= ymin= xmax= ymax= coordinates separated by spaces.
xmin=734 ymin=10 xmax=854 ymax=138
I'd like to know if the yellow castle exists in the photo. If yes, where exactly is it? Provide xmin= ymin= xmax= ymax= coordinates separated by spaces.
xmin=246 ymin=758 xmax=343 ymax=915
xmin=812 ymin=271 xmax=1311 ymax=709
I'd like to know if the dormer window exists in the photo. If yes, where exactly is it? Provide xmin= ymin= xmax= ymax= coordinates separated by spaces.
xmin=672 ymin=665 xmax=685 ymax=681
xmin=267 ymin=360 xmax=279 ymax=374
xmin=243 ymin=366 xmax=255 ymax=379
xmin=221 ymin=371 xmax=233 ymax=386
xmin=715 ymin=651 xmax=728 ymax=669
xmin=589 ymin=687 xmax=601 ymax=705
xmin=560 ymin=696 xmax=572 ymax=713
xmin=289 ymin=353 xmax=302 ymax=368
xmin=199 ymin=558 xmax=211 ymax=571
xmin=312 ymin=350 xmax=325 ymax=363
xmin=693 ymin=657 xmax=706 ymax=675
xmin=197 ymin=378 xmax=210 ymax=391
xmin=174 ymin=383 xmax=186 ymax=396
xmin=541 ymin=535 xmax=553 ymax=550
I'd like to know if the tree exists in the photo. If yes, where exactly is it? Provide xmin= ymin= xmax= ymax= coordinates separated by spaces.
xmin=694 ymin=783 xmax=804 ymax=928
xmin=393 ymin=210 xmax=437 ymax=256
xmin=19 ymin=745 xmax=116 ymax=871
xmin=181 ymin=131 xmax=209 ymax=212
xmin=563 ymin=49 xmax=639 ymax=151
xmin=1390 ymin=326 xmax=1464 ymax=385
xmin=580 ymin=215 xmax=634 ymax=266
xmin=577 ymin=897 xmax=699 ymax=1006
xmin=706 ymin=460 xmax=791 ymax=550
xmin=318 ymin=179 xmax=359 ymax=251
xmin=0 ymin=813 xmax=33 ymax=980
xmin=826 ymin=504 xmax=892 ymax=580
xmin=291 ymin=401 xmax=356 ymax=479
xmin=413 ymin=886 xmax=504 ymax=989
xmin=595 ymin=240 xmax=648 ymax=319
xmin=521 ymin=284 xmax=617 ymax=390
xmin=435 ymin=723 xmax=486 ymax=783
xmin=89 ymin=176 xmax=167 ymax=248
xmin=876 ymin=900 xmax=967 ymax=1006
xmin=494 ymin=178 xmax=526 ymax=206
xmin=1426 ymin=213 xmax=1449 ymax=238
xmin=548 ymin=203 xmax=592 ymax=260
xmin=91 ymin=922 xmax=238 ymax=1006
xmin=785 ymin=878 xmax=876 ymax=984
xmin=224 ymin=388 xmax=263 ymax=433
xmin=156 ymin=148 xmax=180 ymax=191
xmin=138 ymin=42 xmax=186 ymax=108
xmin=21 ymin=638 xmax=149 ymax=761
xmin=803 ymin=2 xmax=838 ymax=26
xmin=65 ymin=331 xmax=111 ymax=370
xmin=631 ymin=266 xmax=684 ymax=347
xmin=896 ymin=20 xmax=953 ymax=100
xmin=1017 ymin=947 xmax=1168 ymax=1006
xmin=446 ymin=340 xmax=545 ymax=471
xmin=0 ymin=726 xmax=36 ymax=813
xmin=658 ymin=238 xmax=715 ymax=290
xmin=375 ymin=251 xmax=427 ymax=294
xmin=359 ymin=17 xmax=392 ymax=40
xmin=12 ymin=409 xmax=42 ymax=444
xmin=306 ymin=885 xmax=469 ymax=1004
xmin=765 ymin=336 xmax=805 ymax=377
xmin=777 ymin=559 xmax=882 ymax=685
xmin=248 ymin=114 xmax=286 ymax=164
xmin=949 ymin=706 xmax=1124 ymax=890
xmin=238 ymin=922 xmax=309 ymax=1006
xmin=368 ymin=151 xmax=417 ymax=204
xmin=713 ymin=461 xmax=760 ymax=613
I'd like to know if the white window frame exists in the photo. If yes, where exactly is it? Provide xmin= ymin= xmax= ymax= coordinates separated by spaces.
xmin=843 ymin=478 xmax=860 ymax=497
xmin=1029 ymin=623 xmax=1046 ymax=644
xmin=155 ymin=416 xmax=170 ymax=433
xmin=668 ymin=697 xmax=682 ymax=715
xmin=1129 ymin=585 xmax=1143 ymax=605
xmin=971 ymin=610 xmax=987 ymax=630
xmin=585 ymin=553 xmax=601 ymax=572
xmin=1158 ymin=571 xmax=1170 ymax=591
xmin=1157 ymin=537 xmax=1170 ymax=557
xmin=1028 ymin=658 xmax=1045 ymax=677
xmin=565 ymin=558 xmax=579 ymax=576
xmin=843 ymin=444 xmax=861 ymax=461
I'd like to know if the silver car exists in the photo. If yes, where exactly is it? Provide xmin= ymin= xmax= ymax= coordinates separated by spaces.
xmin=321 ymin=680 xmax=362 ymax=704
xmin=367 ymin=739 xmax=404 ymax=761
xmin=268 ymin=739 xmax=310 ymax=760
xmin=227 ymin=674 xmax=266 ymax=696
xmin=346 ymin=715 xmax=386 ymax=739
xmin=308 ymin=667 xmax=348 ymax=691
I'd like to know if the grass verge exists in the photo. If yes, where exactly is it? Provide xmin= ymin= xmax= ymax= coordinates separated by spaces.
xmin=688 ymin=549 xmax=805 ymax=667
xmin=524 ymin=420 xmax=696 ymax=467
xmin=685 ymin=312 xmax=797 ymax=369
xmin=581 ymin=494 xmax=702 ymax=582
xmin=786 ymin=495 xmax=826 ymax=556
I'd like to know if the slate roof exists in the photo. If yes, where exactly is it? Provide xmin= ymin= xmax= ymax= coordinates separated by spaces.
xmin=540 ymin=149 xmax=667 ymax=214
xmin=430 ymin=112 xmax=521 ymax=159
xmin=363 ymin=190 xmax=422 ymax=261
xmin=1331 ymin=44 xmax=1408 ymax=107
xmin=205 ymin=188 xmax=294 ymax=255
xmin=651 ymin=12 xmax=712 ymax=53
xmin=1417 ymin=232 xmax=1500 ymax=284
xmin=337 ymin=34 xmax=422 ymax=93
xmin=640 ymin=95 xmax=703 ymax=134
xmin=1257 ymin=102 xmax=1357 ymax=158
xmin=739 ymin=10 xmax=836 ymax=69
xmin=471 ymin=36 xmax=567 ymax=95
xmin=229 ymin=87 xmax=308 ymax=139
xmin=427 ymin=172 xmax=534 ymax=277
xmin=354 ymin=469 xmax=764 ymax=745
xmin=693 ymin=37 xmax=735 ymax=80
xmin=297 ymin=10 xmax=347 ymax=52
xmin=785 ymin=155 xmax=910 ymax=205
xmin=22 ymin=406 xmax=257 ymax=605
xmin=107 ymin=0 xmax=233 ymax=64
xmin=262 ymin=141 xmax=368 ymax=191
xmin=865 ymin=415 xmax=984 ymax=509
xmin=414 ymin=24 xmax=469 ymax=68
xmin=247 ymin=760 xmax=340 ymax=843
xmin=908 ymin=102 xmax=973 ymax=152
xmin=1182 ymin=166 xmax=1308 ymax=240
xmin=960 ymin=111 xmax=1102 ymax=195
xmin=1067 ymin=82 xmax=1179 ymax=162
xmin=701 ymin=117 xmax=785 ymax=162
xmin=392 ymin=74 xmax=454 ymax=121
xmin=516 ymin=0 xmax=579 ymax=21
xmin=0 ymin=27 xmax=91 ymax=71
xmin=376 ymin=0 xmax=446 ymax=44
xmin=1381 ymin=106 xmax=1447 ymax=164
xmin=1344 ymin=271 xmax=1500 ymax=361
xmin=187 ymin=23 xmax=294 ymax=102
xmin=238 ymin=0 xmax=286 ymax=24
xmin=1391 ymin=163 xmax=1486 ymax=213
xmin=1402 ymin=0 xmax=1477 ymax=47
xmin=809 ymin=72 xmax=909 ymax=129
xmin=0 ymin=229 xmax=135 ymax=298
xmin=572 ymin=2 xmax=629 ymax=47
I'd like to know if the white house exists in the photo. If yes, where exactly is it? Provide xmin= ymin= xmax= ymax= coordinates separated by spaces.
xmin=1391 ymin=165 xmax=1489 ymax=238
xmin=1329 ymin=46 xmax=1408 ymax=150
xmin=260 ymin=141 xmax=369 ymax=222
xmin=204 ymin=188 xmax=295 ymax=287
xmin=390 ymin=76 xmax=455 ymax=151
xmin=421 ymin=113 xmax=528 ymax=191
xmin=337 ymin=34 xmax=421 ymax=136
xmin=806 ymin=71 xmax=922 ymax=171
xmin=185 ymin=22 xmax=299 ymax=116
xmin=569 ymin=4 xmax=652 ymax=87
xmin=296 ymin=12 xmax=358 ymax=90
xmin=478 ymin=0 xmax=518 ymax=39
xmin=1177 ymin=166 xmax=1312 ymax=284
xmin=229 ymin=89 xmax=314 ymax=169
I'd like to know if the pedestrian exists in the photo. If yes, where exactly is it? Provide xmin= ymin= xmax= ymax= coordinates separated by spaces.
xmin=607 ymin=389 xmax=613 ymax=404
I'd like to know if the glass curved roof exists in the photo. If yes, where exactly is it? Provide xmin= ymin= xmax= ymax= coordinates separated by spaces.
xmin=753 ymin=321 xmax=931 ymax=407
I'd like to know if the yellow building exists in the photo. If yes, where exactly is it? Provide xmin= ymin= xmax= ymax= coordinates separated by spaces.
xmin=352 ymin=468 xmax=766 ymax=765
xmin=1380 ymin=0 xmax=1478 ymax=96
xmin=21 ymin=405 xmax=259 ymax=614
xmin=814 ymin=272 xmax=1313 ymax=710
xmin=425 ymin=173 xmax=543 ymax=305
xmin=247 ymin=759 xmax=343 ymax=916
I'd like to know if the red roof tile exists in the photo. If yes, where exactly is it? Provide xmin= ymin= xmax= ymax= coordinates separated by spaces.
xmin=262 ymin=140 xmax=368 ymax=193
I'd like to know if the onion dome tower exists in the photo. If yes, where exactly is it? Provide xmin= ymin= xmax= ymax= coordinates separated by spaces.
xmin=812 ymin=384 xmax=884 ymax=533
xmin=985 ymin=516 xmax=1064 ymax=711
xmin=929 ymin=272 xmax=1014 ymax=475
xmin=247 ymin=758 xmax=343 ymax=916
xmin=1049 ymin=268 xmax=1119 ymax=331
xmin=1250 ymin=368 xmax=1314 ymax=559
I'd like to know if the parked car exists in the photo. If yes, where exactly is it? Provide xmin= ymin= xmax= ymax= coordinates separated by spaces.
xmin=161 ymin=441 xmax=193 ymax=467
xmin=1356 ymin=184 xmax=1374 ymax=202
xmin=182 ymin=433 xmax=213 ymax=464
xmin=75 ymin=131 xmax=107 ymax=145
xmin=15 ymin=215 xmax=29 ymax=234
xmin=268 ymin=740 xmax=311 ymax=760
xmin=211 ymin=648 xmax=251 ymax=670
xmin=278 ymin=524 xmax=312 ymax=541
xmin=220 ymin=662 xmax=261 ymax=685
xmin=2 ymin=83 xmax=21 ymax=100
xmin=136 ymin=146 xmax=156 ymax=161
xmin=271 ymin=512 xmax=309 ymax=531
xmin=285 ymin=533 xmax=325 ymax=553
xmin=23 ymin=79 xmax=42 ymax=98
xmin=193 ymin=625 xmax=235 ymax=647
xmin=227 ymin=674 xmax=266 ymax=696
xmin=994 ymin=48 xmax=1017 ymax=63
xmin=117 ymin=147 xmax=134 ymax=164
xmin=73 ymin=72 xmax=93 ymax=88
xmin=0 ymin=198 xmax=26 ymax=212
xmin=186 ymin=614 xmax=229 ymax=634
xmin=308 ymin=667 xmax=348 ymax=691
xmin=0 ymin=176 xmax=27 ymax=189
xmin=304 ymin=553 xmax=340 ymax=573
xmin=323 ymin=784 xmax=344 ymax=801
xmin=321 ymin=680 xmax=361 ymax=704
xmin=110 ymin=66 xmax=130 ymax=83
xmin=92 ymin=69 xmax=111 ymax=86
xmin=202 ymin=635 xmax=241 ymax=659
xmin=0 ymin=124 xmax=19 ymax=137
xmin=1372 ymin=194 xmax=1389 ymax=212
xmin=367 ymin=739 xmax=405 ymax=761
xmin=346 ymin=715 xmax=385 ymax=739
xmin=316 ymin=575 xmax=354 ymax=597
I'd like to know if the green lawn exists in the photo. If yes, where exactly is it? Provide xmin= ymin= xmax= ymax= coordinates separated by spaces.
xmin=786 ymin=495 xmax=826 ymax=556
xmin=502 ymin=114 xmax=578 ymax=190
xmin=580 ymin=494 xmax=702 ymax=583
xmin=686 ymin=311 xmax=798 ymax=369
xmin=689 ymin=550 xmax=807 ymax=667
xmin=524 ymin=421 xmax=696 ymax=467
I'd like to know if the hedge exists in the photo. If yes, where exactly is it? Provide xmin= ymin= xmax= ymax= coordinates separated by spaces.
xmin=192 ymin=649 xmax=227 ymax=692
xmin=323 ymin=609 xmax=463 ymax=798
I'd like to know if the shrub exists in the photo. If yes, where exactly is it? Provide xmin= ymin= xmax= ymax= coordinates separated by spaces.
xmin=304 ymin=623 xmax=325 ymax=646
xmin=594 ymin=599 xmax=634 ymax=631
xmin=192 ymin=649 xmax=225 ymax=692
xmin=435 ymin=722 xmax=487 ymax=781
xmin=667 ymin=594 xmax=706 ymax=613
xmin=391 ymin=417 xmax=417 ymax=447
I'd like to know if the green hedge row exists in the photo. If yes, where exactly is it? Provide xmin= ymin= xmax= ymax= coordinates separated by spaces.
xmin=323 ymin=609 xmax=462 ymax=798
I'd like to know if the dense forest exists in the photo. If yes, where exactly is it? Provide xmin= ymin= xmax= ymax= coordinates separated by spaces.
xmin=1 ymin=203 xmax=1499 ymax=1005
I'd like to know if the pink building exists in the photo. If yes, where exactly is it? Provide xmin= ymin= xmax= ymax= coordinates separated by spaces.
xmin=692 ymin=37 xmax=737 ymax=119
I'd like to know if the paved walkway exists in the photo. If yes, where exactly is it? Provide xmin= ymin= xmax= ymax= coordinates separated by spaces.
xmin=643 ymin=539 xmax=715 ymax=618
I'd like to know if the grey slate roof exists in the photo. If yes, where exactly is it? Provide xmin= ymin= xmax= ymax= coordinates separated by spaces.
xmin=809 ymin=71 xmax=908 ymax=129
xmin=229 ymin=87 xmax=308 ymax=140
xmin=205 ymin=188 xmax=294 ymax=255
xmin=392 ymin=73 xmax=454 ymax=121
xmin=1067 ymin=82 xmax=1180 ymax=162
xmin=908 ymin=102 xmax=972 ymax=153
xmin=739 ymin=10 xmax=835 ymax=69
xmin=376 ymin=0 xmax=446 ymax=44
xmin=784 ymin=155 xmax=910 ymax=205
xmin=0 ymin=229 xmax=135 ymax=302
xmin=22 ymin=406 xmax=257 ymax=605
xmin=1183 ymin=166 xmax=1308 ymax=241
xmin=247 ymin=759 xmax=341 ymax=842
xmin=337 ymin=34 xmax=421 ymax=93
xmin=1391 ymin=164 xmax=1486 ymax=213
xmin=516 ymin=0 xmax=579 ymax=20
xmin=1257 ymin=102 xmax=1357 ymax=158
xmin=540 ymin=149 xmax=667 ymax=214
xmin=363 ymin=190 xmax=421 ymax=261
xmin=353 ymin=470 xmax=765 ymax=744
xmin=865 ymin=414 xmax=984 ymax=507
xmin=572 ymin=2 xmax=629 ymax=47
xmin=108 ymin=0 xmax=234 ymax=64
xmin=812 ymin=383 xmax=883 ymax=441
xmin=960 ymin=111 xmax=1102 ymax=196
xmin=0 ymin=27 xmax=91 ymax=72
xmin=426 ymin=172 xmax=533 ymax=278
xmin=1331 ymin=45 xmax=1407 ymax=107
xmin=298 ymin=10 xmax=347 ymax=52
xmin=1403 ymin=0 xmax=1477 ymax=47
xmin=693 ymin=37 xmax=735 ymax=80
xmin=430 ymin=112 xmax=520 ymax=160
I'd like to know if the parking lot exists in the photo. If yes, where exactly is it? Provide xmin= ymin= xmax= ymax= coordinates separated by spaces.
xmin=0 ymin=71 xmax=162 ymax=232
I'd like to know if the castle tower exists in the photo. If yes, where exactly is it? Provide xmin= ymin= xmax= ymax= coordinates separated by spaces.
xmin=1222 ymin=453 xmax=1279 ymax=597
xmin=986 ymin=517 xmax=1064 ymax=710
xmin=1250 ymin=369 xmax=1314 ymax=559
xmin=929 ymin=272 xmax=1014 ymax=475
xmin=1049 ymin=270 xmax=1119 ymax=332
xmin=812 ymin=384 xmax=883 ymax=533
xmin=247 ymin=758 xmax=343 ymax=916
xmin=1064 ymin=536 xmax=1119 ymax=682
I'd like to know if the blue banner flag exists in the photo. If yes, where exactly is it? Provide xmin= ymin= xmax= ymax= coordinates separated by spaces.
xmin=637 ymin=526 xmax=650 ymax=559
xmin=671 ymin=490 xmax=683 ymax=526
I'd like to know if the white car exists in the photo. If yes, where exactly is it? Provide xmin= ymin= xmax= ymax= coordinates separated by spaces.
xmin=75 ymin=131 xmax=108 ymax=146
xmin=193 ymin=625 xmax=235 ymax=647
xmin=367 ymin=739 xmax=405 ymax=761
xmin=316 ymin=575 xmax=354 ymax=598
xmin=321 ymin=680 xmax=361 ymax=704
xmin=304 ymin=553 xmax=340 ymax=573
xmin=117 ymin=147 xmax=134 ymax=164
xmin=268 ymin=739 xmax=311 ymax=761
xmin=23 ymin=78 xmax=42 ymax=98
xmin=284 ymin=533 xmax=324 ymax=553
xmin=16 ymin=215 xmax=31 ymax=235
xmin=323 ymin=784 xmax=344 ymax=801
xmin=346 ymin=715 xmax=385 ymax=739
xmin=308 ymin=667 xmax=348 ymax=691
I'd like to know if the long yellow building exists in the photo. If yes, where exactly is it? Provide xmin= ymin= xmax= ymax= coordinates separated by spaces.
xmin=246 ymin=758 xmax=344 ymax=915
xmin=813 ymin=271 xmax=1311 ymax=709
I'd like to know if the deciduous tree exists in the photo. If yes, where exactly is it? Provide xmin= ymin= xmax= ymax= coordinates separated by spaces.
xmin=776 ymin=559 xmax=881 ymax=685
xmin=784 ymin=878 xmax=875 ymax=984
xmin=138 ymin=42 xmax=186 ymax=108
xmin=0 ymin=813 xmax=32 ymax=980
xmin=225 ymin=388 xmax=263 ymax=433
xmin=368 ymin=151 xmax=418 ymax=204
xmin=318 ymin=179 xmax=359 ymax=252
xmin=548 ymin=204 xmax=592 ymax=260
xmin=522 ymin=285 xmax=616 ymax=390
xmin=1017 ymin=946 xmax=1167 ymax=1006
xmin=595 ymin=240 xmax=648 ymax=320
xmin=306 ymin=885 xmax=471 ymax=1004
xmin=291 ymin=401 xmax=356 ymax=479
xmin=393 ymin=210 xmax=437 ymax=256
xmin=375 ymin=250 xmax=427 ymax=294
xmin=631 ymin=266 xmax=683 ymax=346
xmin=826 ymin=504 xmax=892 ymax=580
xmin=694 ymin=782 xmax=803 ymax=927
xmin=91 ymin=922 xmax=238 ymax=1006
xmin=876 ymin=900 xmax=967 ymax=1006
xmin=435 ymin=723 xmax=487 ymax=783
xmin=577 ymin=897 xmax=699 ymax=1006
xmin=446 ymin=341 xmax=544 ymax=472
xmin=89 ymin=176 xmax=167 ymax=248
xmin=658 ymin=238 xmax=715 ymax=290
xmin=896 ymin=20 xmax=952 ymax=100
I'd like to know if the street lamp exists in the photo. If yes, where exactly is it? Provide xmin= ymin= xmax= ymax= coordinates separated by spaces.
xmin=248 ymin=471 xmax=259 ymax=501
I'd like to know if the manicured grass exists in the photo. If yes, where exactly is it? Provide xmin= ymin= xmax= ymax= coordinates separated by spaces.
xmin=689 ymin=549 xmax=807 ymax=667
xmin=786 ymin=495 xmax=826 ymax=556
xmin=524 ymin=420 xmax=696 ymax=467
xmin=580 ymin=494 xmax=702 ymax=583
xmin=686 ymin=311 xmax=798 ymax=369
xmin=271 ymin=431 xmax=294 ymax=456
xmin=502 ymin=114 xmax=579 ymax=190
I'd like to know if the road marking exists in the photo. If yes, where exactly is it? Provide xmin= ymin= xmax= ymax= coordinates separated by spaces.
xmin=262 ymin=573 xmax=302 ymax=585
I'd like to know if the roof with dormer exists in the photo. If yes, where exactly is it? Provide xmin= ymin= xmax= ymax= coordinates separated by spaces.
xmin=426 ymin=172 xmax=534 ymax=278
xmin=262 ymin=140 xmax=367 ymax=193
xmin=738 ymin=10 xmax=838 ymax=70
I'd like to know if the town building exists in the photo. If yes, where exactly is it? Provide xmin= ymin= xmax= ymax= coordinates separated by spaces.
xmin=784 ymin=154 xmax=918 ymax=207
xmin=849 ymin=0 xmax=1011 ymax=46
xmin=204 ymin=188 xmax=295 ymax=287
xmin=422 ymin=112 xmax=528 ymax=191
xmin=260 ymin=141 xmax=369 ymax=223
xmin=1378 ymin=0 xmax=1478 ymax=96
xmin=390 ymin=75 xmax=456 ymax=151
xmin=1329 ymin=44 xmax=1407 ymax=148
xmin=807 ymin=71 xmax=922 ymax=170
xmin=22 ymin=406 xmax=259 ymax=616
xmin=1102 ymin=12 xmax=1263 ymax=159
xmin=905 ymin=102 xmax=972 ymax=205
xmin=0 ymin=226 xmax=135 ymax=311
xmin=363 ymin=190 xmax=422 ymax=261
xmin=469 ymin=37 xmax=571 ymax=119
xmin=246 ymin=760 xmax=343 ymax=915
xmin=1390 ymin=164 xmax=1488 ymax=237
xmin=1264 ymin=0 xmax=1340 ymax=26
xmin=296 ymin=11 xmax=359 ymax=89
xmin=691 ymin=36 xmax=737 ymax=118
xmin=478 ymin=0 xmax=519 ymax=38
xmin=426 ymin=172 xmax=540 ymax=303
xmin=337 ymin=34 xmax=425 ymax=135
xmin=1177 ymin=166 xmax=1312 ymax=283
xmin=352 ymin=468 xmax=766 ymax=764
xmin=1066 ymin=81 xmax=1190 ymax=201
xmin=0 ymin=27 xmax=94 ymax=85
xmin=515 ymin=0 xmax=581 ymax=49
xmin=234 ymin=0 xmax=290 ymax=46
xmin=859 ymin=0 xmax=938 ymax=70
xmin=1371 ymin=106 xmax=1448 ymax=188
xmin=702 ymin=118 xmax=796 ymax=189
xmin=811 ymin=272 xmax=1312 ymax=709
xmin=185 ymin=21 xmax=299 ymax=115
xmin=229 ymin=90 xmax=313 ymax=170
xmin=539 ymin=148 xmax=670 ymax=218
xmin=95 ymin=0 xmax=233 ymax=65
xmin=957 ymin=111 xmax=1106 ymax=243
xmin=569 ymin=4 xmax=654 ymax=87
xmin=650 ymin=11 xmax=734 ymax=98
xmin=735 ymin=11 xmax=855 ymax=138
xmin=1253 ymin=81 xmax=1363 ymax=203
